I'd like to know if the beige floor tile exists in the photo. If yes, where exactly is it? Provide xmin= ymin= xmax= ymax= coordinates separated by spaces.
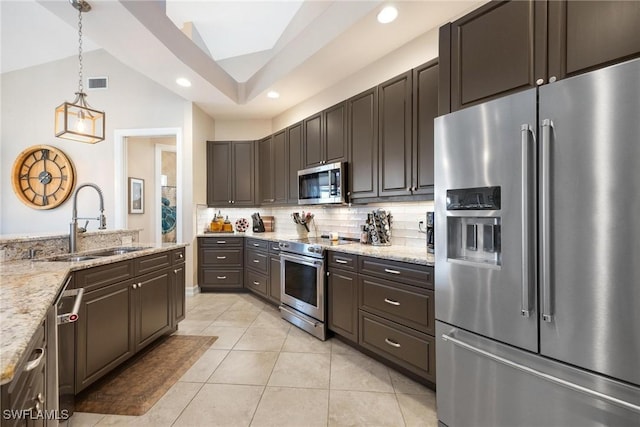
xmin=281 ymin=326 xmax=332 ymax=354
xmin=66 ymin=412 xmax=105 ymax=427
xmin=212 ymin=308 xmax=261 ymax=328
xmin=93 ymin=415 xmax=141 ymax=426
xmin=330 ymin=351 xmax=393 ymax=393
xmin=234 ymin=327 xmax=288 ymax=351
xmin=330 ymin=338 xmax=361 ymax=356
xmin=250 ymin=387 xmax=329 ymax=427
xmin=172 ymin=319 xmax=214 ymax=335
xmin=173 ymin=383 xmax=264 ymax=427
xmin=328 ymin=390 xmax=405 ymax=427
xmin=268 ymin=352 xmax=330 ymax=389
xmin=250 ymin=310 xmax=292 ymax=331
xmin=200 ymin=325 xmax=247 ymax=349
xmin=396 ymin=393 xmax=438 ymax=427
xmin=389 ymin=369 xmax=433 ymax=395
xmin=180 ymin=349 xmax=229 ymax=382
xmin=208 ymin=350 xmax=278 ymax=385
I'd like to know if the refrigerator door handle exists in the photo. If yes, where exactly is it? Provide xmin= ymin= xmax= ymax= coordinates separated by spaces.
xmin=441 ymin=333 xmax=640 ymax=414
xmin=521 ymin=124 xmax=533 ymax=317
xmin=541 ymin=119 xmax=553 ymax=323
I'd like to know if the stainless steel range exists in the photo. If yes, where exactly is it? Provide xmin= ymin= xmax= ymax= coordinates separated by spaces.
xmin=279 ymin=237 xmax=353 ymax=340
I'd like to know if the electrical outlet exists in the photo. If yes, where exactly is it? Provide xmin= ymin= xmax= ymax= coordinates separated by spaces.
xmin=121 ymin=236 xmax=133 ymax=245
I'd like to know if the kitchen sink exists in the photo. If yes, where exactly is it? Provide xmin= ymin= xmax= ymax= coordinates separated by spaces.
xmin=35 ymin=247 xmax=150 ymax=262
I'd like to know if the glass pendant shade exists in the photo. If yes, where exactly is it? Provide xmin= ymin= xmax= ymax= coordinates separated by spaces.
xmin=55 ymin=91 xmax=105 ymax=143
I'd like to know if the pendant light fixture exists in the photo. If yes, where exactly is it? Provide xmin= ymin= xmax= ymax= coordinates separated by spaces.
xmin=55 ymin=0 xmax=105 ymax=143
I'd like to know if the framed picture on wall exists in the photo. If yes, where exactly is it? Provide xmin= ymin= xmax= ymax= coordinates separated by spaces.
xmin=128 ymin=177 xmax=144 ymax=214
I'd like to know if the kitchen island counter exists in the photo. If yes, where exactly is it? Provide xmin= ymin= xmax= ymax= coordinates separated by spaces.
xmin=0 ymin=242 xmax=187 ymax=385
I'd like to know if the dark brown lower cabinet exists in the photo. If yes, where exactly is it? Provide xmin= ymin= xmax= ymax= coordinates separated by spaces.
xmin=172 ymin=263 xmax=186 ymax=325
xmin=268 ymin=252 xmax=281 ymax=304
xmin=134 ymin=269 xmax=172 ymax=351
xmin=327 ymin=267 xmax=359 ymax=343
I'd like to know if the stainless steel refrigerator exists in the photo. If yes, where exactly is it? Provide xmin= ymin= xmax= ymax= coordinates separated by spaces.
xmin=434 ymin=57 xmax=640 ymax=426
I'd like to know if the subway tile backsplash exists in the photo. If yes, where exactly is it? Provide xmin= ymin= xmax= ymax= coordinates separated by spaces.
xmin=197 ymin=201 xmax=434 ymax=248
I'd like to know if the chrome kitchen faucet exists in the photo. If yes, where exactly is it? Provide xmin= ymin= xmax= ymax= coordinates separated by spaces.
xmin=69 ymin=183 xmax=106 ymax=253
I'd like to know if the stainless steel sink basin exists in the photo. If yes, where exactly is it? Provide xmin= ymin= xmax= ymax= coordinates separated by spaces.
xmin=35 ymin=247 xmax=150 ymax=262
xmin=88 ymin=247 xmax=150 ymax=257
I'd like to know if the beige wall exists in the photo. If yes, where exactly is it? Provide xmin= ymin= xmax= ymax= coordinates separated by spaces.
xmin=0 ymin=49 xmax=188 ymax=235
xmin=213 ymin=119 xmax=272 ymax=141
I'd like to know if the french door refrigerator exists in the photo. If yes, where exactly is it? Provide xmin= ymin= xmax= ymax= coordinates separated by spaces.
xmin=434 ymin=57 xmax=640 ymax=426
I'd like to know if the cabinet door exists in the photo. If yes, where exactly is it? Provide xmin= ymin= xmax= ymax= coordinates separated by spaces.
xmin=379 ymin=71 xmax=412 ymax=197
xmin=269 ymin=254 xmax=281 ymax=304
xmin=447 ymin=0 xmax=547 ymax=112
xmin=173 ymin=263 xmax=185 ymax=325
xmin=272 ymin=130 xmax=288 ymax=204
xmin=259 ymin=136 xmax=274 ymax=204
xmin=134 ymin=270 xmax=172 ymax=351
xmin=412 ymin=60 xmax=438 ymax=196
xmin=231 ymin=141 xmax=255 ymax=205
xmin=327 ymin=268 xmax=358 ymax=343
xmin=76 ymin=280 xmax=134 ymax=392
xmin=287 ymin=122 xmax=303 ymax=203
xmin=206 ymin=141 xmax=232 ymax=206
xmin=324 ymin=101 xmax=348 ymax=164
xmin=303 ymin=113 xmax=323 ymax=168
xmin=348 ymin=88 xmax=378 ymax=200
xmin=548 ymin=0 xmax=640 ymax=80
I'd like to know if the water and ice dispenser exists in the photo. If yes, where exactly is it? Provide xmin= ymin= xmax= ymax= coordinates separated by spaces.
xmin=446 ymin=186 xmax=502 ymax=267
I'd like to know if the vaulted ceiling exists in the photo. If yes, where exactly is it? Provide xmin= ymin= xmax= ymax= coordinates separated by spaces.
xmin=1 ymin=0 xmax=484 ymax=120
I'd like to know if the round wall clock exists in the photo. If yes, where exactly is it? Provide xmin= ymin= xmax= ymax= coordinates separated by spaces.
xmin=11 ymin=145 xmax=76 ymax=209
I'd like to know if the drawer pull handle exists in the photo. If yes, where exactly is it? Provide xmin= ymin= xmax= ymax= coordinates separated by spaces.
xmin=253 ymin=281 xmax=260 ymax=286
xmin=217 ymin=256 xmax=227 ymax=259
xmin=253 ymin=243 xmax=260 ymax=247
xmin=335 ymin=259 xmax=348 ymax=264
xmin=384 ymin=268 xmax=401 ymax=275
xmin=216 ymin=241 xmax=227 ymax=244
xmin=253 ymin=259 xmax=260 ymax=263
xmin=385 ymin=338 xmax=401 ymax=348
xmin=217 ymin=276 xmax=227 ymax=280
xmin=25 ymin=348 xmax=45 ymax=372
xmin=384 ymin=298 xmax=400 ymax=306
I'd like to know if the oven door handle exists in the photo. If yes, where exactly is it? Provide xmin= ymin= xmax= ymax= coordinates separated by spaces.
xmin=280 ymin=253 xmax=324 ymax=267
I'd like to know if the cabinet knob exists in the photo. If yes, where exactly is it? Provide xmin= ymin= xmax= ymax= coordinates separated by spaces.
xmin=138 ymin=282 xmax=142 ymax=288
xmin=133 ymin=284 xmax=137 ymax=289
xmin=179 ymin=253 xmax=183 ymax=258
xmin=174 ymin=269 xmax=179 ymax=274
xmin=536 ymin=78 xmax=545 ymax=86
xmin=549 ymin=76 xmax=557 ymax=83
xmin=228 ymin=200 xmax=232 ymax=203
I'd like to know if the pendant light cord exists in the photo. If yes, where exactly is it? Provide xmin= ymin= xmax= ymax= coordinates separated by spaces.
xmin=77 ymin=7 xmax=84 ymax=94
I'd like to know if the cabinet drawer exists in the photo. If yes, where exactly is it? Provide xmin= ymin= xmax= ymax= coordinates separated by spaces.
xmin=200 ymin=248 xmax=243 ymax=267
xmin=75 ymin=260 xmax=134 ymax=292
xmin=245 ymin=248 xmax=268 ymax=274
xmin=359 ymin=311 xmax=435 ymax=382
xmin=245 ymin=269 xmax=268 ymax=295
xmin=268 ymin=240 xmax=282 ymax=253
xmin=246 ymin=238 xmax=269 ymax=251
xmin=328 ymin=251 xmax=358 ymax=271
xmin=359 ymin=256 xmax=432 ymax=289
xmin=172 ymin=248 xmax=185 ymax=264
xmin=359 ymin=276 xmax=434 ymax=335
xmin=199 ymin=237 xmax=243 ymax=247
xmin=134 ymin=252 xmax=171 ymax=276
xmin=201 ymin=269 xmax=242 ymax=287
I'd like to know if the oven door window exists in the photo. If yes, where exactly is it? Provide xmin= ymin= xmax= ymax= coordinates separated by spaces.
xmin=283 ymin=259 xmax=318 ymax=307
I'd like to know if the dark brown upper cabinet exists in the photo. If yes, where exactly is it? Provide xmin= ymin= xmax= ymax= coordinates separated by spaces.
xmin=286 ymin=122 xmax=303 ymax=204
xmin=440 ymin=0 xmax=640 ymax=114
xmin=347 ymin=87 xmax=378 ymax=200
xmin=272 ymin=130 xmax=288 ymax=204
xmin=378 ymin=71 xmax=413 ymax=197
xmin=206 ymin=140 xmax=255 ymax=206
xmin=303 ymin=102 xmax=348 ymax=169
xmin=258 ymin=135 xmax=274 ymax=204
xmin=412 ymin=59 xmax=438 ymax=197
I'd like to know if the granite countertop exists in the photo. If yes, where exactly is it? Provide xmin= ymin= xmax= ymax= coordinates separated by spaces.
xmin=198 ymin=231 xmax=435 ymax=266
xmin=0 ymin=242 xmax=187 ymax=386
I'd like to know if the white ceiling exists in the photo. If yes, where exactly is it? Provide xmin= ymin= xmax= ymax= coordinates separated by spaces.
xmin=1 ymin=0 xmax=484 ymax=120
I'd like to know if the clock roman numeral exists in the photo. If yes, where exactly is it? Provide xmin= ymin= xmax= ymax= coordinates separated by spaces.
xmin=61 ymin=175 xmax=68 ymax=181
xmin=41 ymin=149 xmax=49 ymax=160
xmin=42 ymin=195 xmax=48 ymax=205
xmin=20 ymin=174 xmax=29 ymax=180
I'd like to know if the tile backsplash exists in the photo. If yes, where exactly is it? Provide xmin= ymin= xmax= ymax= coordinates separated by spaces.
xmin=197 ymin=201 xmax=434 ymax=248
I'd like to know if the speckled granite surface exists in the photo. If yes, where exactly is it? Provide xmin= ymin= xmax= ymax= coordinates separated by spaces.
xmin=198 ymin=232 xmax=435 ymax=266
xmin=0 ymin=242 xmax=187 ymax=385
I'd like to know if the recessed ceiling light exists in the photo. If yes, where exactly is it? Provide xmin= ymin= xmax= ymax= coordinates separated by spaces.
xmin=377 ymin=5 xmax=398 ymax=24
xmin=267 ymin=90 xmax=280 ymax=99
xmin=176 ymin=77 xmax=191 ymax=87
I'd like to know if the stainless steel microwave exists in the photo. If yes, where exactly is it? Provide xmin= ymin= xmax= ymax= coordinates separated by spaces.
xmin=298 ymin=162 xmax=346 ymax=205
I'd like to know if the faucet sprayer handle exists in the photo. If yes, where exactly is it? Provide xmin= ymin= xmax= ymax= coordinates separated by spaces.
xmin=99 ymin=214 xmax=107 ymax=230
